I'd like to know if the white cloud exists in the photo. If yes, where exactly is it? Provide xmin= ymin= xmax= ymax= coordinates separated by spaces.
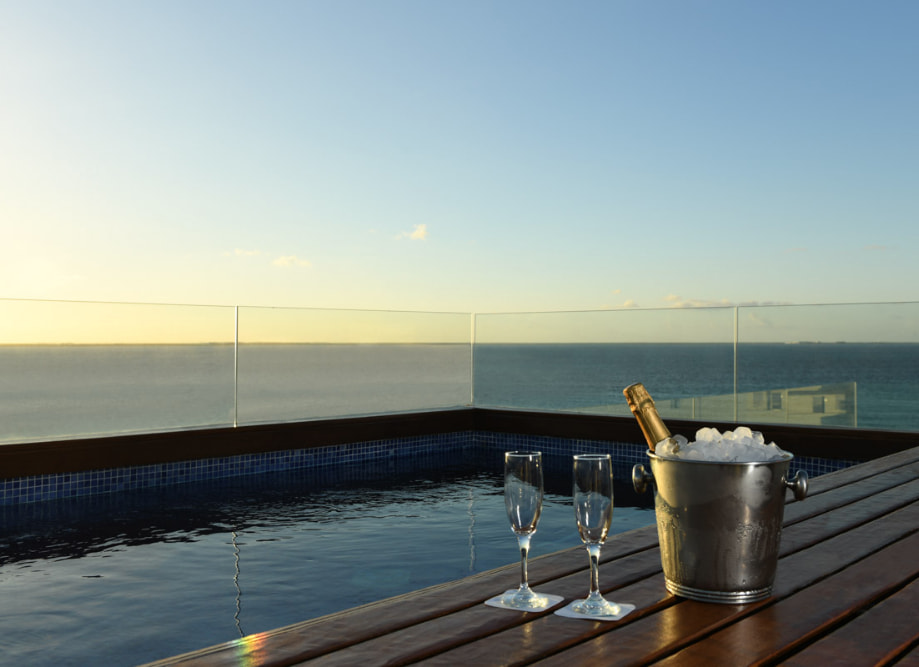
xmin=864 ymin=244 xmax=888 ymax=251
xmin=600 ymin=298 xmax=639 ymax=310
xmin=664 ymin=294 xmax=792 ymax=308
xmin=397 ymin=224 xmax=428 ymax=240
xmin=663 ymin=294 xmax=730 ymax=308
xmin=224 ymin=248 xmax=311 ymax=269
xmin=272 ymin=255 xmax=311 ymax=268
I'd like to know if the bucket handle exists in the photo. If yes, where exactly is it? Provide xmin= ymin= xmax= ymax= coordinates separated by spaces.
xmin=632 ymin=464 xmax=652 ymax=495
xmin=634 ymin=463 xmax=809 ymax=502
xmin=785 ymin=470 xmax=808 ymax=501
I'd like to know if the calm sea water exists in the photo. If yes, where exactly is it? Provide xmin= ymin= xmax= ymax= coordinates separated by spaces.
xmin=3 ymin=342 xmax=919 ymax=443
xmin=475 ymin=342 xmax=919 ymax=431
xmin=0 ymin=451 xmax=654 ymax=666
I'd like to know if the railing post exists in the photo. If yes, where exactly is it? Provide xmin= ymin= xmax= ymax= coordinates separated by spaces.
xmin=854 ymin=382 xmax=858 ymax=428
xmin=470 ymin=312 xmax=476 ymax=407
xmin=234 ymin=305 xmax=239 ymax=428
xmin=733 ymin=306 xmax=739 ymax=422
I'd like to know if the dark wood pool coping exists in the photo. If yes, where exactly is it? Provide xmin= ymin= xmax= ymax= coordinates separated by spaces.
xmin=2 ymin=408 xmax=916 ymax=479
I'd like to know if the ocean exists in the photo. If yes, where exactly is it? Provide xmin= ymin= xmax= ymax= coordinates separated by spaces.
xmin=474 ymin=342 xmax=919 ymax=430
xmin=2 ymin=342 xmax=919 ymax=444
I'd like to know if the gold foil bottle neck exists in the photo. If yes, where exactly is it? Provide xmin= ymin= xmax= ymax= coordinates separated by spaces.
xmin=623 ymin=382 xmax=672 ymax=452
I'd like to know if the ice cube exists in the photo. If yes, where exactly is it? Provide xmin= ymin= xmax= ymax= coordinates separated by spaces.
xmin=732 ymin=426 xmax=754 ymax=441
xmin=656 ymin=434 xmax=688 ymax=457
xmin=657 ymin=426 xmax=789 ymax=462
xmin=695 ymin=427 xmax=720 ymax=442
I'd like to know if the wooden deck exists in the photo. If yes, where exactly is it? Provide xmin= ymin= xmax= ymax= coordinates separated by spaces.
xmin=148 ymin=445 xmax=919 ymax=666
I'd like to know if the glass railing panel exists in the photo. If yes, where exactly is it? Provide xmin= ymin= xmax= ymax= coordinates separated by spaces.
xmin=6 ymin=298 xmax=918 ymax=443
xmin=473 ymin=308 xmax=736 ymax=419
xmin=0 ymin=299 xmax=236 ymax=444
xmin=736 ymin=302 xmax=919 ymax=431
xmin=236 ymin=307 xmax=472 ymax=424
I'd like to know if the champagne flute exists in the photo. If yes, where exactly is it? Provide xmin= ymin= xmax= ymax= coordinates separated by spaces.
xmin=569 ymin=453 xmax=622 ymax=617
xmin=500 ymin=451 xmax=554 ymax=609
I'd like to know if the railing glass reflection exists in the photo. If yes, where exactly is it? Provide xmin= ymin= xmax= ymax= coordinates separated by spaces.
xmin=235 ymin=306 xmax=472 ymax=424
xmin=0 ymin=299 xmax=236 ymax=443
xmin=472 ymin=308 xmax=735 ymax=416
xmin=735 ymin=302 xmax=919 ymax=431
xmin=474 ymin=302 xmax=919 ymax=431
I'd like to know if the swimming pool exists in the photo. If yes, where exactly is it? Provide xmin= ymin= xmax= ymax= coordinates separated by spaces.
xmin=0 ymin=448 xmax=654 ymax=666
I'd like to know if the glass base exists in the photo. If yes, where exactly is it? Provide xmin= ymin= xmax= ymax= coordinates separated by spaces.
xmin=570 ymin=596 xmax=621 ymax=616
xmin=555 ymin=594 xmax=636 ymax=621
xmin=485 ymin=588 xmax=565 ymax=611
xmin=502 ymin=588 xmax=553 ymax=610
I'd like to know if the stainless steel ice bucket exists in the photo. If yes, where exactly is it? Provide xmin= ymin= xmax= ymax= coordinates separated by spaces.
xmin=633 ymin=451 xmax=808 ymax=604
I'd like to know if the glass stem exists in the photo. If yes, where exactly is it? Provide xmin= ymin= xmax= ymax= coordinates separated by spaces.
xmin=517 ymin=533 xmax=532 ymax=591
xmin=587 ymin=543 xmax=602 ymax=597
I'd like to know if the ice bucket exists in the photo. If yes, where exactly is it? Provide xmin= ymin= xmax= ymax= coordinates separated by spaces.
xmin=633 ymin=451 xmax=807 ymax=604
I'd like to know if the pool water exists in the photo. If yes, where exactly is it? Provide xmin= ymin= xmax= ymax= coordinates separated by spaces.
xmin=0 ymin=450 xmax=655 ymax=666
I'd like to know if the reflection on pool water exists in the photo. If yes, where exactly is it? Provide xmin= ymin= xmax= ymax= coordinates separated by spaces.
xmin=0 ymin=449 xmax=655 ymax=666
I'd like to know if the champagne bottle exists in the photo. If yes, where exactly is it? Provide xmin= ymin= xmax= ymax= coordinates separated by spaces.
xmin=623 ymin=383 xmax=674 ymax=452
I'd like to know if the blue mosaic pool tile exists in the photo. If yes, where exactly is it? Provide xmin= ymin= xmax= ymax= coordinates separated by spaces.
xmin=476 ymin=431 xmax=647 ymax=466
xmin=0 ymin=429 xmax=856 ymax=506
xmin=474 ymin=431 xmax=855 ymax=481
xmin=790 ymin=454 xmax=856 ymax=477
xmin=0 ymin=431 xmax=475 ymax=505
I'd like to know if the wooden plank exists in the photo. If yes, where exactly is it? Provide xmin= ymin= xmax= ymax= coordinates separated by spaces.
xmin=794 ymin=444 xmax=919 ymax=496
xmin=773 ymin=501 xmax=919 ymax=599
xmin=284 ymin=544 xmax=672 ymax=666
xmin=779 ymin=478 xmax=919 ymax=557
xmin=313 ymin=487 xmax=919 ymax=666
xmin=648 ymin=531 xmax=919 ymax=666
xmin=782 ymin=460 xmax=919 ymax=527
xmin=442 ymin=493 xmax=919 ymax=667
xmin=891 ymin=645 xmax=919 ymax=667
xmin=778 ymin=577 xmax=919 ymax=666
xmin=299 ymin=583 xmax=669 ymax=667
xmin=527 ymin=502 xmax=919 ymax=667
xmin=528 ymin=599 xmax=746 ymax=667
xmin=410 ymin=576 xmax=676 ymax=667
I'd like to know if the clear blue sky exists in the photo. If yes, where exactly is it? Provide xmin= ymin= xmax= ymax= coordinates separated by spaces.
xmin=2 ymin=1 xmax=917 ymax=314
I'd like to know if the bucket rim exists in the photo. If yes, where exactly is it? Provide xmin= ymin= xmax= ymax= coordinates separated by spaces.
xmin=645 ymin=449 xmax=794 ymax=467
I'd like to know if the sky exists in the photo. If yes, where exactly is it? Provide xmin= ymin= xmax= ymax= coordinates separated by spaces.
xmin=1 ymin=0 xmax=917 ymax=321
